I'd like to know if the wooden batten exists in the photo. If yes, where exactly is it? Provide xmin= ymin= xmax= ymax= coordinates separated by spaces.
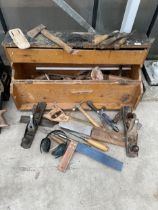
xmin=5 ymin=48 xmax=148 ymax=65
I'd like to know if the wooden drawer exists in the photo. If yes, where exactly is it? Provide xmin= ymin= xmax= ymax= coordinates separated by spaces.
xmin=11 ymin=63 xmax=143 ymax=110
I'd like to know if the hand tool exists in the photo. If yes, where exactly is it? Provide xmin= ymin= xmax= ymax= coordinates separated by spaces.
xmin=44 ymin=104 xmax=69 ymax=122
xmin=9 ymin=28 xmax=30 ymax=49
xmin=93 ymin=30 xmax=119 ymax=45
xmin=40 ymin=137 xmax=51 ymax=153
xmin=113 ymin=31 xmax=134 ymax=49
xmin=40 ymin=130 xmax=68 ymax=157
xmin=100 ymin=32 xmax=130 ymax=48
xmin=72 ymin=101 xmax=100 ymax=128
xmin=0 ymin=110 xmax=8 ymax=128
xmin=114 ymin=37 xmax=127 ymax=50
xmin=0 ymin=81 xmax=8 ymax=129
xmin=122 ymin=106 xmax=141 ymax=157
xmin=20 ymin=115 xmax=58 ymax=128
xmin=51 ymin=0 xmax=96 ymax=33
xmin=59 ymin=120 xmax=125 ymax=147
xmin=36 ymin=66 xmax=131 ymax=71
xmin=64 ymin=130 xmax=109 ymax=152
xmin=52 ymin=143 xmax=68 ymax=158
xmin=43 ymin=130 xmax=123 ymax=172
xmin=21 ymin=102 xmax=46 ymax=149
xmin=27 ymin=24 xmax=73 ymax=54
xmin=0 ymin=62 xmax=11 ymax=132
xmin=58 ymin=140 xmax=123 ymax=172
xmin=58 ymin=141 xmax=77 ymax=172
xmin=87 ymin=101 xmax=119 ymax=132
xmin=112 ymin=111 xmax=122 ymax=124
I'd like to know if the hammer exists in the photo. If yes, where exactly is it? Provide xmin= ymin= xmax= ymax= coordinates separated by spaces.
xmin=73 ymin=102 xmax=100 ymax=128
xmin=27 ymin=24 xmax=73 ymax=54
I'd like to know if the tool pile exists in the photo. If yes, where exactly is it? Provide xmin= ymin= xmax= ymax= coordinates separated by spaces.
xmin=20 ymin=101 xmax=141 ymax=172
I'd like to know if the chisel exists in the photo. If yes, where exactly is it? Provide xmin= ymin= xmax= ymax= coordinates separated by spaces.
xmin=59 ymin=118 xmax=125 ymax=147
xmin=87 ymin=101 xmax=119 ymax=132
xmin=65 ymin=130 xmax=109 ymax=152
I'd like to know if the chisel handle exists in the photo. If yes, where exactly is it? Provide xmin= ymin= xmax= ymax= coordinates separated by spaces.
xmin=87 ymin=101 xmax=98 ymax=112
xmin=86 ymin=138 xmax=109 ymax=152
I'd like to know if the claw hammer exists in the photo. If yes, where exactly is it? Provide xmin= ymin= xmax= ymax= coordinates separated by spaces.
xmin=72 ymin=102 xmax=100 ymax=128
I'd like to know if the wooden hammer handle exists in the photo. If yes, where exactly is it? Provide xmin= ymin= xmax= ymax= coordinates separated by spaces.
xmin=93 ymin=34 xmax=109 ymax=45
xmin=114 ymin=37 xmax=127 ymax=50
xmin=78 ymin=106 xmax=100 ymax=128
xmin=41 ymin=29 xmax=73 ymax=54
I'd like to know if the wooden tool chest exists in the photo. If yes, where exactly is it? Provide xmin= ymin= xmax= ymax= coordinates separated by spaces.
xmin=2 ymin=32 xmax=153 ymax=110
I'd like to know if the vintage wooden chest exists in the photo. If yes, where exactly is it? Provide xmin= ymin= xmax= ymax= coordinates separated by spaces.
xmin=2 ymin=32 xmax=153 ymax=110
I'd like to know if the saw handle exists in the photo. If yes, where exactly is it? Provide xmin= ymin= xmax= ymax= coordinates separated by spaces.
xmin=86 ymin=138 xmax=109 ymax=152
xmin=87 ymin=101 xmax=98 ymax=112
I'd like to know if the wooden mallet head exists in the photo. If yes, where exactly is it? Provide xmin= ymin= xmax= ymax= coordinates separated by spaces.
xmin=27 ymin=24 xmax=46 ymax=38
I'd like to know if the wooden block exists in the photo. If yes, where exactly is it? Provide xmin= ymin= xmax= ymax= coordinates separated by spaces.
xmin=57 ymin=141 xmax=77 ymax=172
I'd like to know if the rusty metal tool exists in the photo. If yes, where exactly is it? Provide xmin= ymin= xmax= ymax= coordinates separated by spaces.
xmin=87 ymin=101 xmax=119 ymax=132
xmin=27 ymin=24 xmax=73 ymax=54
xmin=0 ymin=110 xmax=8 ymax=128
xmin=72 ymin=101 xmax=100 ymax=128
xmin=20 ymin=115 xmax=58 ymax=128
xmin=0 ymin=80 xmax=8 ymax=130
xmin=122 ymin=106 xmax=141 ymax=157
xmin=21 ymin=102 xmax=46 ymax=149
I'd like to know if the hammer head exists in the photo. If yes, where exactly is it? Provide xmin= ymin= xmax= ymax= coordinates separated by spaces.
xmin=72 ymin=101 xmax=85 ymax=111
xmin=27 ymin=24 xmax=46 ymax=38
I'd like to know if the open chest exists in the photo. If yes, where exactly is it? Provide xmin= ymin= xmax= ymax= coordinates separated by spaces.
xmin=2 ymin=32 xmax=153 ymax=110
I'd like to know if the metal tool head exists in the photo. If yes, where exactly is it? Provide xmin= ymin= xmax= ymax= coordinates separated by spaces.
xmin=27 ymin=24 xmax=46 ymax=38
xmin=72 ymin=100 xmax=85 ymax=111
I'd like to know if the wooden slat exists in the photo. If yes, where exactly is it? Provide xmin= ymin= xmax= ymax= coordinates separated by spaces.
xmin=5 ymin=48 xmax=148 ymax=65
xmin=11 ymin=80 xmax=142 ymax=110
xmin=2 ymin=31 xmax=153 ymax=49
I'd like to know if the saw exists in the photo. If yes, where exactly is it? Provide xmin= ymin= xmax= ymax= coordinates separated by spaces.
xmin=59 ymin=118 xmax=125 ymax=147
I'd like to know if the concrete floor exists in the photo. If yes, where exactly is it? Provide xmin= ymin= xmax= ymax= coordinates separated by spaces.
xmin=0 ymin=99 xmax=158 ymax=210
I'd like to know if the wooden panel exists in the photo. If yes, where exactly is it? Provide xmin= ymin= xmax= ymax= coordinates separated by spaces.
xmin=5 ymin=48 xmax=148 ymax=65
xmin=2 ymin=32 xmax=153 ymax=50
xmin=12 ymin=80 xmax=142 ymax=110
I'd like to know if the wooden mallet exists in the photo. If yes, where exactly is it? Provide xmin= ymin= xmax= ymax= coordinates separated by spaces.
xmin=27 ymin=24 xmax=73 ymax=54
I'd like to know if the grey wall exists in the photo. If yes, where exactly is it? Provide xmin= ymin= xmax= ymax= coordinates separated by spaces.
xmin=0 ymin=0 xmax=158 ymax=57
xmin=0 ymin=0 xmax=93 ymax=31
